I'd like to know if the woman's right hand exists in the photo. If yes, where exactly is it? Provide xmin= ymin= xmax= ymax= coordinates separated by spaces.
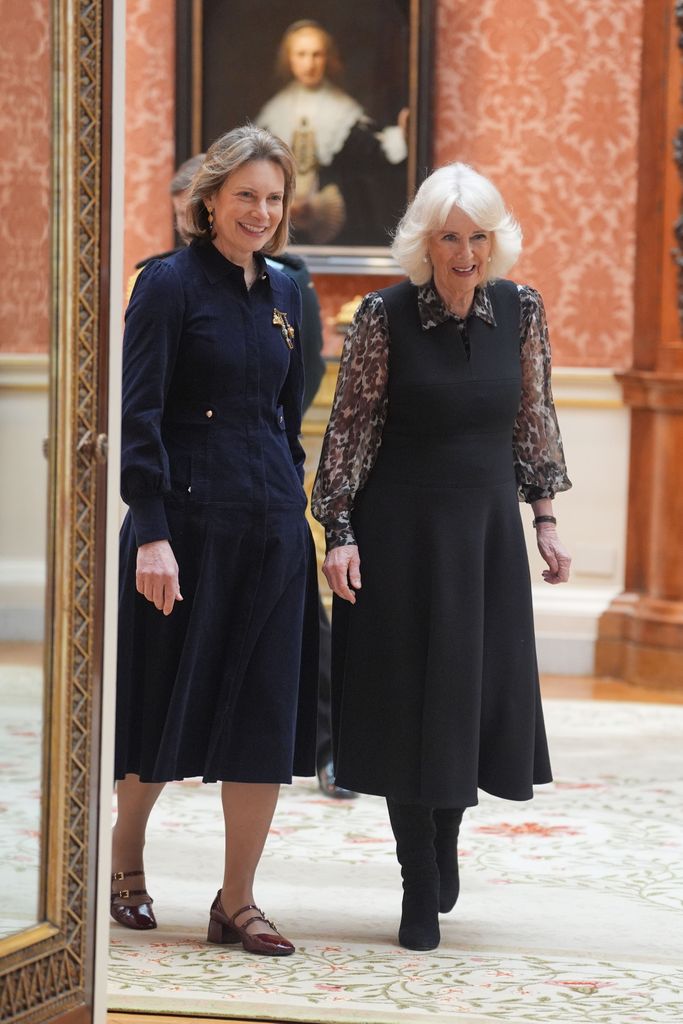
xmin=322 ymin=544 xmax=361 ymax=604
xmin=136 ymin=540 xmax=183 ymax=615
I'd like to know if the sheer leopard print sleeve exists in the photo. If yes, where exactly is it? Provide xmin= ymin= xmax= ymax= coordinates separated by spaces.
xmin=513 ymin=285 xmax=572 ymax=502
xmin=311 ymin=292 xmax=390 ymax=549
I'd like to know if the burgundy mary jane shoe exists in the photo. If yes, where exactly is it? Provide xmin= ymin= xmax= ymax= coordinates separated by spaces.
xmin=207 ymin=891 xmax=294 ymax=956
xmin=110 ymin=869 xmax=157 ymax=930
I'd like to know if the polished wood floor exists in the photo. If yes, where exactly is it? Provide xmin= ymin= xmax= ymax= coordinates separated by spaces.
xmin=540 ymin=673 xmax=683 ymax=703
xmin=109 ymin=1016 xmax=258 ymax=1024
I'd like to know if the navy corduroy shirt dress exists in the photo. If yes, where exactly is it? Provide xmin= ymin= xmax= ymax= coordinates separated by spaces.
xmin=115 ymin=241 xmax=318 ymax=784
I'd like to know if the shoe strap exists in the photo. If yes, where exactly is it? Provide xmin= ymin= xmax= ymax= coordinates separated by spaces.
xmin=111 ymin=888 xmax=153 ymax=902
xmin=230 ymin=903 xmax=260 ymax=920
xmin=111 ymin=869 xmax=145 ymax=881
xmin=227 ymin=905 xmax=274 ymax=929
xmin=230 ymin=903 xmax=276 ymax=931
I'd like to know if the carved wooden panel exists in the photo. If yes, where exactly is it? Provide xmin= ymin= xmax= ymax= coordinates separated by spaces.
xmin=596 ymin=0 xmax=683 ymax=687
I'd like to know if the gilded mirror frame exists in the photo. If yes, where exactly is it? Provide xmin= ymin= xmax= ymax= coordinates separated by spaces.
xmin=0 ymin=0 xmax=110 ymax=1020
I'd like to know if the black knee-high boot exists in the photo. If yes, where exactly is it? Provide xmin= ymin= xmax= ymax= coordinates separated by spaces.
xmin=386 ymin=798 xmax=440 ymax=951
xmin=433 ymin=807 xmax=464 ymax=913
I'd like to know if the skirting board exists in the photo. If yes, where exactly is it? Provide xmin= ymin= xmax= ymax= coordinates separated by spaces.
xmin=531 ymin=584 xmax=618 ymax=675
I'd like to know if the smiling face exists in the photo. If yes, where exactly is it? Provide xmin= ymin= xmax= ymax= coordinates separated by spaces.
xmin=207 ymin=159 xmax=285 ymax=266
xmin=287 ymin=27 xmax=328 ymax=88
xmin=427 ymin=206 xmax=492 ymax=311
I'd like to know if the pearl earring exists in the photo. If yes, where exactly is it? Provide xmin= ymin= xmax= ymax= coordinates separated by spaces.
xmin=487 ymin=256 xmax=492 ymax=263
xmin=423 ymin=254 xmax=430 ymax=263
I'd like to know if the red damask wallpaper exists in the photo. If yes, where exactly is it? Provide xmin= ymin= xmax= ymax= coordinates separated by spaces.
xmin=120 ymin=0 xmax=643 ymax=369
xmin=318 ymin=0 xmax=644 ymax=365
xmin=123 ymin=0 xmax=176 ymax=281
xmin=0 ymin=0 xmax=50 ymax=353
xmin=432 ymin=0 xmax=644 ymax=367
xmin=1 ymin=0 xmax=643 ymax=364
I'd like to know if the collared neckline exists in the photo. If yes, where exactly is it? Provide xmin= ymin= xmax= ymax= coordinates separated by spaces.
xmin=417 ymin=280 xmax=497 ymax=331
xmin=193 ymin=240 xmax=270 ymax=285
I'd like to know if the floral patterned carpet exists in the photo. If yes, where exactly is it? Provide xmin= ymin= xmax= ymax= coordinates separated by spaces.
xmin=106 ymin=698 xmax=683 ymax=1023
xmin=0 ymin=664 xmax=42 ymax=937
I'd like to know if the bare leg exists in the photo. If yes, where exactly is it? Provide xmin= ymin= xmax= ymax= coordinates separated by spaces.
xmin=219 ymin=781 xmax=281 ymax=936
xmin=112 ymin=773 xmax=166 ymax=905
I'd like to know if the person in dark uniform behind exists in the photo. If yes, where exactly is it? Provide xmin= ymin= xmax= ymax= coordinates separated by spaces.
xmin=126 ymin=153 xmax=206 ymax=299
xmin=265 ymin=250 xmax=357 ymax=800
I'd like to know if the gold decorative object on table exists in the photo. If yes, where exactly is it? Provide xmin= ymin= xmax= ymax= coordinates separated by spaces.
xmin=334 ymin=294 xmax=365 ymax=331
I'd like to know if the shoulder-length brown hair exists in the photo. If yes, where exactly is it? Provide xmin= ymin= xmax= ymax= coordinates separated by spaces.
xmin=182 ymin=125 xmax=296 ymax=256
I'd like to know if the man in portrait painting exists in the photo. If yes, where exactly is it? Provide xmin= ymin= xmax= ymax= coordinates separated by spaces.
xmin=256 ymin=19 xmax=408 ymax=247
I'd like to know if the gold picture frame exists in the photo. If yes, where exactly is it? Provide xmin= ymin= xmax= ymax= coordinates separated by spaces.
xmin=175 ymin=0 xmax=434 ymax=272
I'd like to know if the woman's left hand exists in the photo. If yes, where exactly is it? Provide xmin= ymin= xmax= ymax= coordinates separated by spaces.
xmin=535 ymin=524 xmax=572 ymax=584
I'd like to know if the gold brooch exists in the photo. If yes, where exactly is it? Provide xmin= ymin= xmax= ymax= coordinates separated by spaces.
xmin=273 ymin=308 xmax=295 ymax=349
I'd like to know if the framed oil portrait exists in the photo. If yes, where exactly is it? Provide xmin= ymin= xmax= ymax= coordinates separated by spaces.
xmin=176 ymin=0 xmax=434 ymax=272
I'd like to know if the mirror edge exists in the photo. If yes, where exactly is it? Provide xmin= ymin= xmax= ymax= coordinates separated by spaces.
xmin=0 ymin=0 xmax=110 ymax=1020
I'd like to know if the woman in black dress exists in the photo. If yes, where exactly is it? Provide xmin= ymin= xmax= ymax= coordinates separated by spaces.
xmin=312 ymin=162 xmax=572 ymax=951
xmin=112 ymin=126 xmax=318 ymax=957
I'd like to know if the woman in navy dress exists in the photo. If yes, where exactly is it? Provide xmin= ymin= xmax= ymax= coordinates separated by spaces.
xmin=312 ymin=163 xmax=572 ymax=951
xmin=112 ymin=126 xmax=318 ymax=956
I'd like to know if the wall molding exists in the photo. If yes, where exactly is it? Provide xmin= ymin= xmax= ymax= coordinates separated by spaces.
xmin=0 ymin=354 xmax=49 ymax=391
xmin=542 ymin=366 xmax=624 ymax=410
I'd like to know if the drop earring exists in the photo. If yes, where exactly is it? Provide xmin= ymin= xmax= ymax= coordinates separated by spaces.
xmin=207 ymin=208 xmax=214 ymax=229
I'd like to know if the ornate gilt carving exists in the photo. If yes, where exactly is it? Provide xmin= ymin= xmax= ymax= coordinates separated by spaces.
xmin=0 ymin=0 xmax=105 ymax=1019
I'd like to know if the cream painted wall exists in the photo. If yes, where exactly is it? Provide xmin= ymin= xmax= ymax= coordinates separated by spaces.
xmin=0 ymin=355 xmax=48 ymax=640
xmin=524 ymin=368 xmax=630 ymax=674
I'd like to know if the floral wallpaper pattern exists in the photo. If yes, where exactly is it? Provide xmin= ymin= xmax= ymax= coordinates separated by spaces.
xmin=432 ymin=0 xmax=644 ymax=367
xmin=0 ymin=0 xmax=645 ymax=365
xmin=123 ymin=0 xmax=176 ymax=278
xmin=0 ymin=0 xmax=50 ymax=353
xmin=318 ymin=0 xmax=644 ymax=366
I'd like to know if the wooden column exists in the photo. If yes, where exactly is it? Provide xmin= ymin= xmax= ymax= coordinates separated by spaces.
xmin=595 ymin=0 xmax=683 ymax=687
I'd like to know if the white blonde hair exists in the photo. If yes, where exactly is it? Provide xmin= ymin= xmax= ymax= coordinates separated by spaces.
xmin=391 ymin=162 xmax=522 ymax=285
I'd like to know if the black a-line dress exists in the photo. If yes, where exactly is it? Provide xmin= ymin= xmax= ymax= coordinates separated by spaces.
xmin=325 ymin=279 xmax=561 ymax=809
xmin=115 ymin=242 xmax=318 ymax=784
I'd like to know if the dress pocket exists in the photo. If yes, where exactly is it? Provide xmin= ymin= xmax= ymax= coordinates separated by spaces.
xmin=169 ymin=452 xmax=192 ymax=493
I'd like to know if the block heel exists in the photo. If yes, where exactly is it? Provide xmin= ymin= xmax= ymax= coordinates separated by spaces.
xmin=207 ymin=916 xmax=240 ymax=944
